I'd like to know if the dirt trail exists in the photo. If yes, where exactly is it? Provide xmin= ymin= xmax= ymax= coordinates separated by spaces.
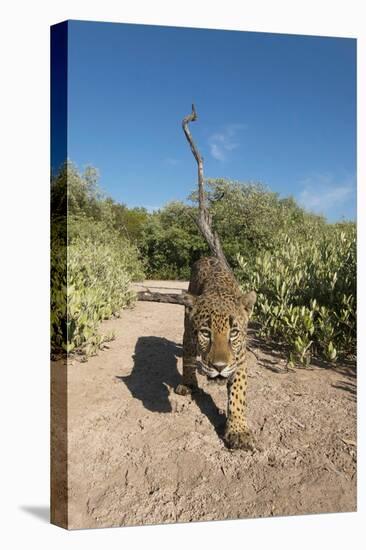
xmin=62 ymin=281 xmax=356 ymax=529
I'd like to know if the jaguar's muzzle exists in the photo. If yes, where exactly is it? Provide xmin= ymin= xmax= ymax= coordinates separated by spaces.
xmin=196 ymin=359 xmax=236 ymax=381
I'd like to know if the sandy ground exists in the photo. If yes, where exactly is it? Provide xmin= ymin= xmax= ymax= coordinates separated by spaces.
xmin=55 ymin=280 xmax=356 ymax=529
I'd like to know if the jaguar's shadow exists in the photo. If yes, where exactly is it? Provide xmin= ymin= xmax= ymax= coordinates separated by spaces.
xmin=117 ymin=336 xmax=224 ymax=434
xmin=117 ymin=336 xmax=181 ymax=413
xmin=191 ymin=385 xmax=226 ymax=437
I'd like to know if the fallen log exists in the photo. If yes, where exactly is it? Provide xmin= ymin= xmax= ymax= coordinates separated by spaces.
xmin=136 ymin=290 xmax=186 ymax=305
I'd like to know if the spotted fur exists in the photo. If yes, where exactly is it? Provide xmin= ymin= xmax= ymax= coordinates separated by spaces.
xmin=175 ymin=257 xmax=257 ymax=450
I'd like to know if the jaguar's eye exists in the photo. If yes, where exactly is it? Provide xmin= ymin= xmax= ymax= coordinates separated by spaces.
xmin=230 ymin=329 xmax=240 ymax=338
xmin=200 ymin=329 xmax=211 ymax=338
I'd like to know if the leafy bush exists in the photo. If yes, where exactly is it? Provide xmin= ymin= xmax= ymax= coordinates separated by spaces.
xmin=191 ymin=179 xmax=323 ymax=260
xmin=51 ymin=219 xmax=144 ymax=358
xmin=51 ymin=163 xmax=144 ymax=358
xmin=138 ymin=179 xmax=326 ymax=279
xmin=237 ymin=222 xmax=356 ymax=365
xmin=51 ymin=219 xmax=143 ymax=356
xmin=140 ymin=202 xmax=208 ymax=279
xmin=51 ymin=165 xmax=356 ymax=365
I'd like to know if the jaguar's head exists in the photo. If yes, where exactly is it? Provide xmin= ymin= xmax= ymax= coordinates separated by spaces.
xmin=182 ymin=290 xmax=256 ymax=382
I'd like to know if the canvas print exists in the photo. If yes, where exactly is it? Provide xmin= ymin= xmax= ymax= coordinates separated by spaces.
xmin=51 ymin=20 xmax=357 ymax=529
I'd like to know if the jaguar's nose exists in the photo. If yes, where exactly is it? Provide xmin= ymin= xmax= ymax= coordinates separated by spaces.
xmin=211 ymin=361 xmax=228 ymax=373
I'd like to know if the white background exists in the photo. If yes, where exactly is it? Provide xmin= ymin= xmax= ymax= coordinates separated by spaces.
xmin=0 ymin=0 xmax=364 ymax=548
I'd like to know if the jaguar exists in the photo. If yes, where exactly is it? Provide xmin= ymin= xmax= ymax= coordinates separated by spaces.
xmin=175 ymin=256 xmax=257 ymax=450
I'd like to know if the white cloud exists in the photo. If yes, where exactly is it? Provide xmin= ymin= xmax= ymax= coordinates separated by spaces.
xmin=164 ymin=157 xmax=180 ymax=166
xmin=297 ymin=173 xmax=356 ymax=218
xmin=210 ymin=142 xmax=227 ymax=161
xmin=208 ymin=123 xmax=245 ymax=162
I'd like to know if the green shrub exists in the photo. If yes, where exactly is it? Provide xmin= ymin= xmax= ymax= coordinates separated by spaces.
xmin=51 ymin=165 xmax=356 ymax=367
xmin=140 ymin=203 xmax=208 ymax=279
xmin=51 ymin=219 xmax=144 ymax=358
xmin=138 ymin=179 xmax=326 ymax=280
xmin=51 ymin=161 xmax=145 ymax=358
xmin=237 ymin=222 xmax=356 ymax=366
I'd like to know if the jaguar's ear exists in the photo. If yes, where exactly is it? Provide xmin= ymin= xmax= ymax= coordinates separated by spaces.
xmin=181 ymin=291 xmax=197 ymax=310
xmin=240 ymin=290 xmax=257 ymax=315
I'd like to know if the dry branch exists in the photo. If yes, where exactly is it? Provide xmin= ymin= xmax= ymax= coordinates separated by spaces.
xmin=182 ymin=104 xmax=231 ymax=272
xmin=136 ymin=104 xmax=231 ymax=305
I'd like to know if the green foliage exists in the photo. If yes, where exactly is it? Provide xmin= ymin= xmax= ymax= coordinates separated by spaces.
xmin=107 ymin=200 xmax=149 ymax=243
xmin=140 ymin=202 xmax=208 ymax=279
xmin=138 ymin=179 xmax=326 ymax=279
xmin=51 ymin=165 xmax=356 ymax=365
xmin=52 ymin=162 xmax=105 ymax=220
xmin=196 ymin=179 xmax=326 ymax=266
xmin=51 ymin=163 xmax=144 ymax=358
xmin=237 ymin=222 xmax=356 ymax=366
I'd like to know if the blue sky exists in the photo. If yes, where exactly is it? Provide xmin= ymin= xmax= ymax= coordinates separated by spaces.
xmin=65 ymin=20 xmax=356 ymax=221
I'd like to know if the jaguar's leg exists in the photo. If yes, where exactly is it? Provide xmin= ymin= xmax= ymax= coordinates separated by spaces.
xmin=224 ymin=364 xmax=256 ymax=450
xmin=175 ymin=312 xmax=198 ymax=396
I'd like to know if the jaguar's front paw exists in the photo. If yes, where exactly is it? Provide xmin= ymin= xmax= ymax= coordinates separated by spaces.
xmin=175 ymin=383 xmax=196 ymax=396
xmin=224 ymin=426 xmax=256 ymax=451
